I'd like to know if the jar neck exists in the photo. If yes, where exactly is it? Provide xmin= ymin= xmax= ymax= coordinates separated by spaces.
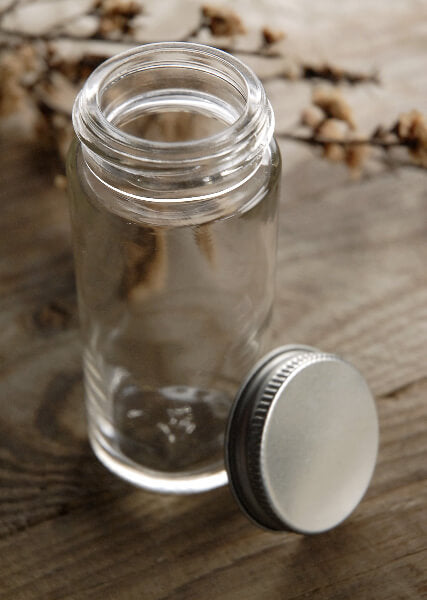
xmin=73 ymin=43 xmax=274 ymax=198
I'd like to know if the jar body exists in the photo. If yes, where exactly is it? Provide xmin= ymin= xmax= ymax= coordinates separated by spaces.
xmin=68 ymin=43 xmax=281 ymax=493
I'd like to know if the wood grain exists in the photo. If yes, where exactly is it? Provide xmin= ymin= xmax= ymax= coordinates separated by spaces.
xmin=1 ymin=136 xmax=426 ymax=599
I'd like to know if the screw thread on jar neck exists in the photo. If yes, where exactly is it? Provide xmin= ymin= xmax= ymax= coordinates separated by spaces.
xmin=72 ymin=43 xmax=275 ymax=196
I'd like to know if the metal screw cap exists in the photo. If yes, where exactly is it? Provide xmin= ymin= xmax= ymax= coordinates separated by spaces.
xmin=225 ymin=345 xmax=379 ymax=534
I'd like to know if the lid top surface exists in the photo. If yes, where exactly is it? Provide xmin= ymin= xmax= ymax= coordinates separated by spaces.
xmin=226 ymin=347 xmax=379 ymax=534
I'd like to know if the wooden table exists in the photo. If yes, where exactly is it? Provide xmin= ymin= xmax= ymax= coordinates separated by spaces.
xmin=1 ymin=1 xmax=427 ymax=596
xmin=1 ymin=135 xmax=426 ymax=598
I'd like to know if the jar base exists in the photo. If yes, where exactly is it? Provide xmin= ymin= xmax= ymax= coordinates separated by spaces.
xmin=88 ymin=420 xmax=228 ymax=494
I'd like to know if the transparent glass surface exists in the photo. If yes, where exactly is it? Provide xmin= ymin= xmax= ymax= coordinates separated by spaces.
xmin=68 ymin=43 xmax=281 ymax=493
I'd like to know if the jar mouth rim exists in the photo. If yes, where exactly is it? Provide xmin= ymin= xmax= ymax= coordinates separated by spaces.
xmin=73 ymin=42 xmax=274 ymax=171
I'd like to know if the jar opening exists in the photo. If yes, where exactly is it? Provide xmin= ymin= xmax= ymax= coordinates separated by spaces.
xmin=73 ymin=42 xmax=274 ymax=177
xmin=99 ymin=63 xmax=243 ymax=145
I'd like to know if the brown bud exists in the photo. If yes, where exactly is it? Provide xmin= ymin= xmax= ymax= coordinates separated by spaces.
xmin=316 ymin=119 xmax=346 ymax=162
xmin=300 ymin=106 xmax=324 ymax=129
xmin=262 ymin=27 xmax=286 ymax=45
xmin=313 ymin=87 xmax=356 ymax=130
xmin=394 ymin=110 xmax=427 ymax=167
xmin=202 ymin=5 xmax=246 ymax=36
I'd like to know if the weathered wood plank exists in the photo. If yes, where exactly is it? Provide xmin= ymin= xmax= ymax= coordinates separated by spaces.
xmin=273 ymin=155 xmax=427 ymax=397
xmin=0 ymin=377 xmax=425 ymax=599
xmin=0 ymin=138 xmax=426 ymax=599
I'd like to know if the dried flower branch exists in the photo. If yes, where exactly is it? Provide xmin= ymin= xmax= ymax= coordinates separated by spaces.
xmin=0 ymin=4 xmax=379 ymax=82
xmin=278 ymin=124 xmax=425 ymax=174
xmin=0 ymin=2 xmax=425 ymax=178
xmin=279 ymin=133 xmax=402 ymax=149
xmin=275 ymin=88 xmax=427 ymax=176
xmin=260 ymin=60 xmax=380 ymax=85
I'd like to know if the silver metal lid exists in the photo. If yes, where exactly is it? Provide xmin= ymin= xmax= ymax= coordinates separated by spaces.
xmin=225 ymin=345 xmax=379 ymax=534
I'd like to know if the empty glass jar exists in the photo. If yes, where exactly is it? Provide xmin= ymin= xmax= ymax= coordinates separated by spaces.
xmin=68 ymin=42 xmax=280 ymax=493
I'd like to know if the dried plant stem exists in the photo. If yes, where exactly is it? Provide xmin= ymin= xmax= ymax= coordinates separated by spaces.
xmin=0 ymin=26 xmax=375 ymax=83
xmin=210 ymin=45 xmax=282 ymax=58
xmin=1 ymin=4 xmax=424 ymax=173
xmin=277 ymin=132 xmax=404 ymax=149
xmin=0 ymin=29 xmax=126 ymax=43
xmin=0 ymin=26 xmax=280 ymax=55
xmin=301 ymin=64 xmax=379 ymax=85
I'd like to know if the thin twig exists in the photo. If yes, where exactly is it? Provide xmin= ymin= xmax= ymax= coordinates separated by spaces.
xmin=0 ymin=27 xmax=376 ymax=83
xmin=277 ymin=132 xmax=405 ymax=149
xmin=210 ymin=44 xmax=283 ymax=58
xmin=0 ymin=28 xmax=128 ymax=43
xmin=277 ymin=132 xmax=427 ymax=171
xmin=301 ymin=64 xmax=379 ymax=85
xmin=0 ymin=26 xmax=282 ymax=56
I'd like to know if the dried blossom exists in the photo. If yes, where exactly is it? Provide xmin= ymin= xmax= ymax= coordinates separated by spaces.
xmin=312 ymin=87 xmax=356 ymax=130
xmin=97 ymin=0 xmax=141 ymax=18
xmin=262 ymin=26 xmax=286 ymax=45
xmin=0 ymin=0 xmax=425 ymax=179
xmin=202 ymin=5 xmax=246 ymax=36
xmin=315 ymin=119 xmax=346 ymax=162
xmin=393 ymin=110 xmax=427 ymax=167
xmin=97 ymin=0 xmax=141 ymax=37
xmin=300 ymin=105 xmax=324 ymax=129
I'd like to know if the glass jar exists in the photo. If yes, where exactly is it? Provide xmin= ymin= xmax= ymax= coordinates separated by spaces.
xmin=68 ymin=42 xmax=280 ymax=494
